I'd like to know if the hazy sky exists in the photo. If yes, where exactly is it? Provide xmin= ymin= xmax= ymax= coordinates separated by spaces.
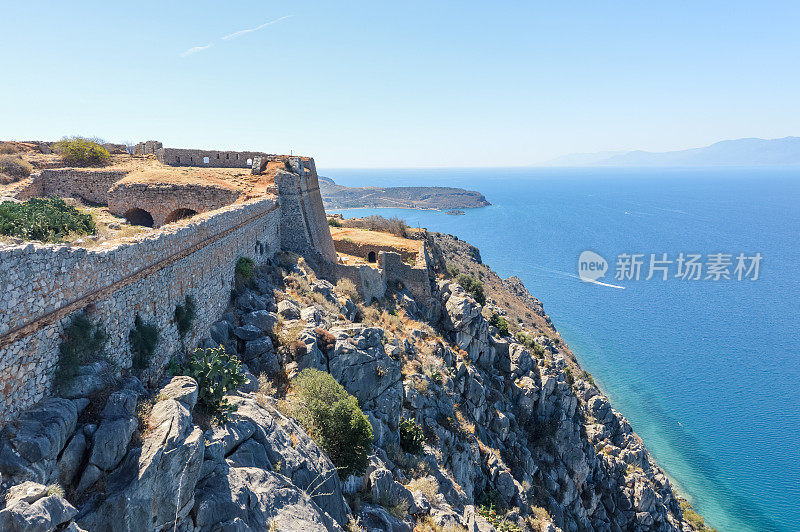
xmin=2 ymin=1 xmax=799 ymax=168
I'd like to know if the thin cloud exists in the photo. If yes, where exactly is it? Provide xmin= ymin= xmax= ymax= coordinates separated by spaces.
xmin=181 ymin=43 xmax=213 ymax=57
xmin=221 ymin=15 xmax=292 ymax=40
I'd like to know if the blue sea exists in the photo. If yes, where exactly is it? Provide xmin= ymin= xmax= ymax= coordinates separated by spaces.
xmin=323 ymin=167 xmax=800 ymax=532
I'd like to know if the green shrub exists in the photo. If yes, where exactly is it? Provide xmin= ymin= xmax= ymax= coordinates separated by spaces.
xmin=174 ymin=295 xmax=197 ymax=338
xmin=287 ymin=368 xmax=373 ymax=476
xmin=235 ymin=257 xmax=254 ymax=281
xmin=176 ymin=346 xmax=245 ymax=420
xmin=54 ymin=137 xmax=110 ymax=167
xmin=477 ymin=504 xmax=523 ymax=532
xmin=0 ymin=156 xmax=32 ymax=179
xmin=489 ymin=314 xmax=509 ymax=336
xmin=327 ymin=217 xmax=342 ymax=227
xmin=129 ymin=315 xmax=159 ymax=371
xmin=679 ymin=500 xmax=717 ymax=532
xmin=399 ymin=417 xmax=425 ymax=455
xmin=0 ymin=197 xmax=95 ymax=243
xmin=284 ymin=159 xmax=293 ymax=172
xmin=456 ymin=273 xmax=485 ymax=306
xmin=564 ymin=367 xmax=575 ymax=386
xmin=55 ymin=312 xmax=108 ymax=391
xmin=445 ymin=265 xmax=460 ymax=278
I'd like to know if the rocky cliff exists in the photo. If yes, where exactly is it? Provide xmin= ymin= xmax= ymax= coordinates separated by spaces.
xmin=0 ymin=236 xmax=708 ymax=531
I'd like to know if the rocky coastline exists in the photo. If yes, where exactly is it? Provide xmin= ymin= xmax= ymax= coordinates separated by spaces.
xmin=0 ymin=232 xmax=710 ymax=531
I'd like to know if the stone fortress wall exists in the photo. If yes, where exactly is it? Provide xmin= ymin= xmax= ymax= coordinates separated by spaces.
xmin=17 ymin=169 xmax=129 ymax=205
xmin=0 ymin=138 xmax=430 ymax=427
xmin=156 ymin=148 xmax=269 ymax=169
xmin=0 ymin=198 xmax=281 ymax=426
xmin=0 ymin=147 xmax=341 ymax=426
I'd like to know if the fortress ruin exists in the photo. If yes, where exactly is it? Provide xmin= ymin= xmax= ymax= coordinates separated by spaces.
xmin=0 ymin=140 xmax=433 ymax=425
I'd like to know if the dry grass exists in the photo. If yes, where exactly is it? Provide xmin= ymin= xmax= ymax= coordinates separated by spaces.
xmin=276 ymin=318 xmax=304 ymax=346
xmin=454 ymin=407 xmax=475 ymax=437
xmin=406 ymin=475 xmax=439 ymax=502
xmin=409 ymin=374 xmax=430 ymax=395
xmin=346 ymin=516 xmax=365 ymax=532
xmin=414 ymin=516 xmax=467 ymax=532
xmin=256 ymin=374 xmax=277 ymax=407
xmin=335 ymin=278 xmax=360 ymax=301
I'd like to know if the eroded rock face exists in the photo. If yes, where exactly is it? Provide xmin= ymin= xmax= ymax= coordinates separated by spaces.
xmin=0 ymin=255 xmax=696 ymax=532
xmin=194 ymin=466 xmax=342 ymax=531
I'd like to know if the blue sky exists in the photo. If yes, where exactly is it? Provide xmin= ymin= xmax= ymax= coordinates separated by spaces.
xmin=2 ymin=1 xmax=799 ymax=168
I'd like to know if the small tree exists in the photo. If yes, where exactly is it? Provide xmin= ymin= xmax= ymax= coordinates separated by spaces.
xmin=489 ymin=314 xmax=509 ymax=336
xmin=287 ymin=369 xmax=373 ymax=476
xmin=456 ymin=273 xmax=486 ymax=306
xmin=53 ymin=136 xmax=110 ymax=167
xmin=399 ymin=417 xmax=425 ymax=455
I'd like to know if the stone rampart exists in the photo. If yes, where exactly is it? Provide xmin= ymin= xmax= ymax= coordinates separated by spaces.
xmin=380 ymin=251 xmax=432 ymax=303
xmin=156 ymin=148 xmax=269 ymax=168
xmin=276 ymin=169 xmax=337 ymax=262
xmin=0 ymin=198 xmax=280 ymax=426
xmin=18 ymin=169 xmax=127 ymax=205
xmin=133 ymin=140 xmax=163 ymax=155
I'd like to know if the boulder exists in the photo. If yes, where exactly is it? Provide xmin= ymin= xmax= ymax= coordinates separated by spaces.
xmin=87 ymin=417 xmax=137 ymax=471
xmin=77 ymin=395 xmax=204 ymax=531
xmin=4 ymin=481 xmax=47 ymax=506
xmin=2 ymin=397 xmax=78 ymax=464
xmin=357 ymin=504 xmax=411 ymax=532
xmin=277 ymin=299 xmax=301 ymax=319
xmin=228 ymin=396 xmax=350 ymax=526
xmin=369 ymin=467 xmax=417 ymax=515
xmin=56 ymin=431 xmax=87 ymax=486
xmin=0 ymin=494 xmax=77 ymax=532
xmin=100 ymin=390 xmax=138 ymax=419
xmin=160 ymin=376 xmax=199 ymax=410
xmin=226 ymin=439 xmax=271 ymax=470
xmin=233 ymin=325 xmax=262 ymax=341
xmin=241 ymin=310 xmax=279 ymax=334
xmin=193 ymin=466 xmax=342 ymax=531
xmin=209 ymin=320 xmax=233 ymax=345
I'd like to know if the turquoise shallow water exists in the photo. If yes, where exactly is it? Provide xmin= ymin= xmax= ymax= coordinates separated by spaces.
xmin=324 ymin=167 xmax=800 ymax=532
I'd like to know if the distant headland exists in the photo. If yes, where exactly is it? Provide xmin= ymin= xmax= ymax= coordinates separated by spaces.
xmin=319 ymin=175 xmax=491 ymax=210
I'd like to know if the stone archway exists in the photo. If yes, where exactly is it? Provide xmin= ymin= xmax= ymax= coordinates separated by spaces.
xmin=367 ymin=251 xmax=377 ymax=263
xmin=164 ymin=208 xmax=198 ymax=225
xmin=124 ymin=208 xmax=154 ymax=228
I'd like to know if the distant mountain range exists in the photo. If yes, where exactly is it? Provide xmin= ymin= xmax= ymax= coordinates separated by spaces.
xmin=541 ymin=136 xmax=800 ymax=166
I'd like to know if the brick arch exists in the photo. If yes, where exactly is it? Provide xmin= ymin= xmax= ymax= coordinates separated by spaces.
xmin=367 ymin=250 xmax=377 ymax=263
xmin=164 ymin=208 xmax=198 ymax=225
xmin=124 ymin=208 xmax=154 ymax=228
